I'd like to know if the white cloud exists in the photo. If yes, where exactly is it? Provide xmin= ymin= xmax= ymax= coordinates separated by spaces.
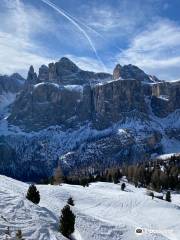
xmin=117 ymin=20 xmax=180 ymax=80
xmin=0 ymin=0 xmax=55 ymax=77
xmin=1 ymin=0 xmax=180 ymax=81
xmin=82 ymin=0 xmax=157 ymax=35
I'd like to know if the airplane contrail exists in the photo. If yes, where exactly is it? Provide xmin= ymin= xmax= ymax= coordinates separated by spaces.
xmin=50 ymin=3 xmax=124 ymax=53
xmin=40 ymin=0 xmax=107 ymax=72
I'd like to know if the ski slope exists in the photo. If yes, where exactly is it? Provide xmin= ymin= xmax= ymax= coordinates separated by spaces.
xmin=0 ymin=175 xmax=179 ymax=240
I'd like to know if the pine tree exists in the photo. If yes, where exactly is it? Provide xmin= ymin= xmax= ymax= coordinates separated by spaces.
xmin=113 ymin=172 xmax=119 ymax=184
xmin=121 ymin=183 xmax=126 ymax=191
xmin=80 ymin=178 xmax=89 ymax=187
xmin=26 ymin=184 xmax=40 ymax=204
xmin=165 ymin=191 xmax=171 ymax=202
xmin=67 ymin=197 xmax=74 ymax=206
xmin=149 ymin=191 xmax=154 ymax=199
xmin=16 ymin=229 xmax=24 ymax=240
xmin=59 ymin=205 xmax=76 ymax=238
xmin=5 ymin=226 xmax=10 ymax=236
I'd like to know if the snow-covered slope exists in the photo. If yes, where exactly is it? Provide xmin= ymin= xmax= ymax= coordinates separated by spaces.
xmin=0 ymin=175 xmax=179 ymax=240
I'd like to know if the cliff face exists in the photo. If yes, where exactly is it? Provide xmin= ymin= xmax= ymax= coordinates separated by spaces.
xmin=92 ymin=79 xmax=147 ymax=129
xmin=8 ymin=78 xmax=148 ymax=131
xmin=148 ymin=81 xmax=180 ymax=117
xmin=0 ymin=58 xmax=180 ymax=180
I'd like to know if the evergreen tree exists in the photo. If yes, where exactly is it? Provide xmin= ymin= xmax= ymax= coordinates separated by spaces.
xmin=59 ymin=205 xmax=76 ymax=238
xmin=5 ymin=226 xmax=10 ymax=236
xmin=67 ymin=197 xmax=74 ymax=206
xmin=149 ymin=192 xmax=154 ymax=199
xmin=80 ymin=178 xmax=89 ymax=187
xmin=112 ymin=171 xmax=119 ymax=184
xmin=16 ymin=230 xmax=24 ymax=240
xmin=26 ymin=184 xmax=40 ymax=204
xmin=121 ymin=183 xmax=126 ymax=191
xmin=165 ymin=191 xmax=171 ymax=202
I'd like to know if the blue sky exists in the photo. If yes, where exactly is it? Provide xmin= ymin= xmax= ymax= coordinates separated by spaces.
xmin=0 ymin=0 xmax=180 ymax=80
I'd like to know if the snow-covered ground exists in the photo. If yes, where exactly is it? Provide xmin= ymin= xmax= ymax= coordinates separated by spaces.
xmin=0 ymin=175 xmax=179 ymax=240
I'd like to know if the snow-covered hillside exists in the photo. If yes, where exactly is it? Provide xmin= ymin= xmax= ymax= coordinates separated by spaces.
xmin=0 ymin=175 xmax=179 ymax=240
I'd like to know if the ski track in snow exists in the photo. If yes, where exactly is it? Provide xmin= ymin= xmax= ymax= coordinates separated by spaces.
xmin=0 ymin=175 xmax=179 ymax=240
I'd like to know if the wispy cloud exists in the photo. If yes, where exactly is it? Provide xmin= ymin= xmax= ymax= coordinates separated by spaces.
xmin=0 ymin=0 xmax=180 ymax=80
xmin=0 ymin=0 xmax=54 ymax=77
xmin=81 ymin=0 xmax=159 ymax=35
xmin=117 ymin=20 xmax=180 ymax=80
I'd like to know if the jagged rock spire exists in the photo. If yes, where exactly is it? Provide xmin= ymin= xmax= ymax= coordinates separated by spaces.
xmin=113 ymin=64 xmax=122 ymax=80
xmin=27 ymin=65 xmax=38 ymax=85
xmin=38 ymin=65 xmax=49 ymax=82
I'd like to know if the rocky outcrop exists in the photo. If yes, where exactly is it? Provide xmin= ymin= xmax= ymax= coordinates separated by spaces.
xmin=150 ymin=81 xmax=180 ymax=117
xmin=26 ymin=66 xmax=38 ymax=86
xmin=0 ymin=73 xmax=24 ymax=94
xmin=8 ymin=82 xmax=84 ymax=130
xmin=38 ymin=65 xmax=49 ymax=82
xmin=113 ymin=64 xmax=157 ymax=82
xmin=92 ymin=79 xmax=147 ymax=129
xmin=113 ymin=64 xmax=122 ymax=80
xmin=32 ymin=57 xmax=112 ymax=85
xmin=8 ymin=77 xmax=148 ymax=130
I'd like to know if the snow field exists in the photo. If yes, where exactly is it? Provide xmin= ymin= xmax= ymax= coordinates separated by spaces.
xmin=0 ymin=175 xmax=179 ymax=240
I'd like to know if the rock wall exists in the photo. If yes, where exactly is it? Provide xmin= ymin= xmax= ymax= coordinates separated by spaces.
xmin=8 ymin=78 xmax=148 ymax=130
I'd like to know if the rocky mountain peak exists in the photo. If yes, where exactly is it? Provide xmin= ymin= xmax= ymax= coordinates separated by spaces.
xmin=26 ymin=65 xmax=38 ymax=85
xmin=38 ymin=65 xmax=49 ymax=82
xmin=113 ymin=63 xmax=159 ymax=82
xmin=113 ymin=64 xmax=122 ymax=80
xmin=10 ymin=73 xmax=25 ymax=82
xmin=55 ymin=57 xmax=80 ymax=76
xmin=0 ymin=73 xmax=25 ymax=94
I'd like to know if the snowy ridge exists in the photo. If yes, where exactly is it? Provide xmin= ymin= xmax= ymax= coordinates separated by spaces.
xmin=0 ymin=175 xmax=179 ymax=240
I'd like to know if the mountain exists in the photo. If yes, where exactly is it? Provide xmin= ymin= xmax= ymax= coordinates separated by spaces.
xmin=0 ymin=58 xmax=179 ymax=180
xmin=0 ymin=73 xmax=25 ymax=117
xmin=113 ymin=63 xmax=160 ymax=82
xmin=0 ymin=174 xmax=179 ymax=240
xmin=0 ymin=73 xmax=24 ymax=94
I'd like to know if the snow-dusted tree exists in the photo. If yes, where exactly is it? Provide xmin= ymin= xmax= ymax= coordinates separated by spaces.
xmin=59 ymin=205 xmax=76 ymax=238
xmin=5 ymin=226 xmax=10 ymax=236
xmin=80 ymin=178 xmax=89 ymax=187
xmin=67 ymin=197 xmax=74 ymax=206
xmin=165 ymin=191 xmax=171 ymax=202
xmin=16 ymin=229 xmax=24 ymax=240
xmin=147 ymin=191 xmax=154 ymax=199
xmin=54 ymin=166 xmax=64 ymax=185
xmin=113 ymin=171 xmax=119 ymax=184
xmin=121 ymin=183 xmax=126 ymax=191
xmin=26 ymin=184 xmax=40 ymax=204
